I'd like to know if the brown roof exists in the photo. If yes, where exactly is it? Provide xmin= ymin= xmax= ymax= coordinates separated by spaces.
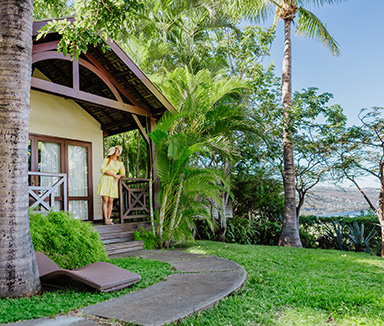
xmin=32 ymin=19 xmax=176 ymax=136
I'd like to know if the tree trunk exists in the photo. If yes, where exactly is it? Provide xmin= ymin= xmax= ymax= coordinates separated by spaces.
xmin=278 ymin=18 xmax=302 ymax=248
xmin=378 ymin=162 xmax=384 ymax=257
xmin=0 ymin=0 xmax=41 ymax=297
xmin=296 ymin=188 xmax=305 ymax=218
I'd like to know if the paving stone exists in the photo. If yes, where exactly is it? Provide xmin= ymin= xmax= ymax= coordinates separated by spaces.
xmin=4 ymin=316 xmax=101 ymax=326
xmin=82 ymin=268 xmax=247 ymax=326
xmin=126 ymin=250 xmax=206 ymax=262
xmin=171 ymin=256 xmax=244 ymax=273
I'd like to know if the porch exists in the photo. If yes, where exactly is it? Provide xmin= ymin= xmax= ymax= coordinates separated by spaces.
xmin=28 ymin=171 xmax=153 ymax=223
xmin=28 ymin=171 xmax=153 ymax=256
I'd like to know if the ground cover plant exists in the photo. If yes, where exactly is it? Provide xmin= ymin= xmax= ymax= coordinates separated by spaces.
xmin=30 ymin=210 xmax=108 ymax=269
xmin=175 ymin=241 xmax=384 ymax=326
xmin=0 ymin=257 xmax=171 ymax=324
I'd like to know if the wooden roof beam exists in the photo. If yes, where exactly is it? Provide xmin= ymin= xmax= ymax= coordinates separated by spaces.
xmin=132 ymin=114 xmax=150 ymax=145
xmin=84 ymin=52 xmax=153 ymax=113
xmin=31 ymin=77 xmax=153 ymax=117
xmin=106 ymin=40 xmax=177 ymax=115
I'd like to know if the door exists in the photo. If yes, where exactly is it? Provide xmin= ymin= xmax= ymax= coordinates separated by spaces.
xmin=29 ymin=134 xmax=93 ymax=220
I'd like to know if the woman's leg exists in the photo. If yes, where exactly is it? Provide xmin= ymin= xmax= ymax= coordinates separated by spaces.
xmin=107 ymin=197 xmax=114 ymax=224
xmin=101 ymin=196 xmax=110 ymax=224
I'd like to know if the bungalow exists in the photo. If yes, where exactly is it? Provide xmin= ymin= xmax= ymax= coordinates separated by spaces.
xmin=29 ymin=19 xmax=176 ymax=224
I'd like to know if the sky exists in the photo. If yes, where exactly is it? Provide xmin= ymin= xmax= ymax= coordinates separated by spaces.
xmin=261 ymin=0 xmax=384 ymax=127
xmin=255 ymin=0 xmax=384 ymax=187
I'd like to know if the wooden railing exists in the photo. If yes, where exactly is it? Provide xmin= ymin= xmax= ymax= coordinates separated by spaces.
xmin=118 ymin=178 xmax=151 ymax=224
xmin=28 ymin=171 xmax=68 ymax=212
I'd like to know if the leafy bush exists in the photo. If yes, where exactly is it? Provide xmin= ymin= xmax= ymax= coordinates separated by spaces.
xmin=252 ymin=220 xmax=282 ymax=246
xmin=231 ymin=173 xmax=284 ymax=222
xmin=225 ymin=217 xmax=258 ymax=244
xmin=299 ymin=214 xmax=381 ymax=255
xmin=30 ymin=210 xmax=108 ymax=269
xmin=134 ymin=227 xmax=160 ymax=249
xmin=196 ymin=216 xmax=282 ymax=246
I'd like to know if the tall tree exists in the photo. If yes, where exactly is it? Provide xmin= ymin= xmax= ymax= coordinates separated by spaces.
xmin=291 ymin=88 xmax=346 ymax=216
xmin=227 ymin=0 xmax=344 ymax=247
xmin=0 ymin=0 xmax=41 ymax=297
xmin=333 ymin=107 xmax=384 ymax=257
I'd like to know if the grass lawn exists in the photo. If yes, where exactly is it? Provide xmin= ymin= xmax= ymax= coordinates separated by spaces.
xmin=174 ymin=241 xmax=384 ymax=326
xmin=0 ymin=257 xmax=172 ymax=324
xmin=2 ymin=241 xmax=384 ymax=325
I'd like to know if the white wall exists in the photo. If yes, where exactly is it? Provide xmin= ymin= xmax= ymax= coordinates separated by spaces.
xmin=29 ymin=90 xmax=104 ymax=221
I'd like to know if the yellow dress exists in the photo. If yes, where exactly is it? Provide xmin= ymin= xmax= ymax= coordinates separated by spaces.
xmin=96 ymin=158 xmax=126 ymax=198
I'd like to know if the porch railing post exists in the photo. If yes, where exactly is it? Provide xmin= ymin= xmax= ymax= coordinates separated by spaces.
xmin=119 ymin=179 xmax=123 ymax=224
xmin=63 ymin=174 xmax=68 ymax=212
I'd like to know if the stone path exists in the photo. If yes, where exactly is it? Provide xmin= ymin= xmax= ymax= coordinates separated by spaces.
xmin=6 ymin=249 xmax=247 ymax=326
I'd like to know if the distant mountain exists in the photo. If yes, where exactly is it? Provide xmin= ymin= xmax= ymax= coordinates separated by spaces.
xmin=300 ymin=186 xmax=380 ymax=216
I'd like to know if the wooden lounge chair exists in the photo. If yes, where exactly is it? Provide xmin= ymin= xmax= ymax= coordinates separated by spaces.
xmin=35 ymin=251 xmax=141 ymax=292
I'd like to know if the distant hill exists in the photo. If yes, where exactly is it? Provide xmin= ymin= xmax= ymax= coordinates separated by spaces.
xmin=300 ymin=186 xmax=380 ymax=216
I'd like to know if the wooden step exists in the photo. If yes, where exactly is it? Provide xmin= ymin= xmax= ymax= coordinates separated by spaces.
xmin=94 ymin=222 xmax=150 ymax=257
xmin=105 ymin=241 xmax=144 ymax=258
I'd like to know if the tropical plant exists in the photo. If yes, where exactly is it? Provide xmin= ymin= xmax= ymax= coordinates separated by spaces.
xmin=134 ymin=227 xmax=161 ymax=249
xmin=150 ymin=114 xmax=230 ymax=248
xmin=149 ymin=66 xmax=250 ymax=248
xmin=225 ymin=0 xmax=346 ymax=247
xmin=122 ymin=0 xmax=236 ymax=74
xmin=279 ymin=87 xmax=346 ymax=217
xmin=346 ymin=221 xmax=377 ymax=253
xmin=322 ymin=219 xmax=346 ymax=251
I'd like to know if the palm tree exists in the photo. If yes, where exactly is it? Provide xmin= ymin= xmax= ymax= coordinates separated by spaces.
xmin=150 ymin=66 xmax=250 ymax=247
xmin=228 ymin=0 xmax=344 ymax=247
xmin=0 ymin=0 xmax=41 ymax=297
xmin=150 ymin=115 xmax=230 ymax=248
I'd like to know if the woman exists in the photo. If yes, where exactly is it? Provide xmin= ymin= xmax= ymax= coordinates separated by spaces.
xmin=96 ymin=145 xmax=125 ymax=225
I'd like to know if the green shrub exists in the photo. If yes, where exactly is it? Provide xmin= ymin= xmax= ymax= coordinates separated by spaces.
xmin=252 ymin=220 xmax=282 ymax=246
xmin=196 ymin=216 xmax=282 ymax=246
xmin=231 ymin=173 xmax=284 ymax=222
xmin=299 ymin=226 xmax=318 ymax=248
xmin=225 ymin=217 xmax=258 ymax=244
xmin=299 ymin=214 xmax=382 ymax=255
xmin=134 ymin=227 xmax=160 ymax=249
xmin=30 ymin=210 xmax=108 ymax=269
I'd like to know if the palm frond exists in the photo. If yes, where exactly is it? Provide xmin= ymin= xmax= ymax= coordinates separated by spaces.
xmin=297 ymin=0 xmax=349 ymax=7
xmin=296 ymin=7 xmax=340 ymax=56
xmin=227 ymin=0 xmax=276 ymax=23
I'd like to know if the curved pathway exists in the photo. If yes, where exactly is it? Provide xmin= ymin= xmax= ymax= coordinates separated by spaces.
xmin=7 ymin=249 xmax=247 ymax=326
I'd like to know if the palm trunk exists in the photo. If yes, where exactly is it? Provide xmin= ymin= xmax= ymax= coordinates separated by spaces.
xmin=159 ymin=190 xmax=169 ymax=240
xmin=166 ymin=177 xmax=183 ymax=248
xmin=278 ymin=18 xmax=302 ymax=248
xmin=0 ymin=0 xmax=41 ymax=297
